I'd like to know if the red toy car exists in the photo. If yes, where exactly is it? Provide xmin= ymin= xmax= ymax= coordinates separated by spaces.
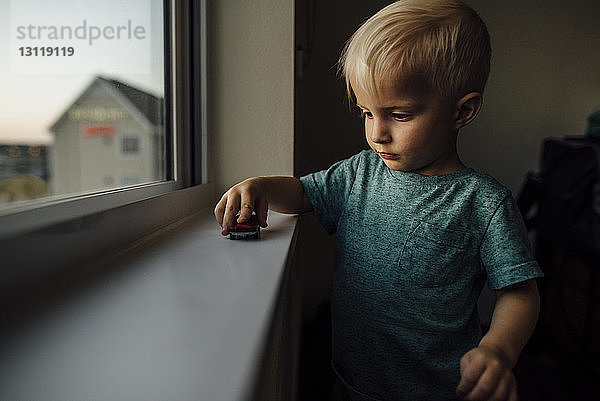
xmin=229 ymin=213 xmax=261 ymax=240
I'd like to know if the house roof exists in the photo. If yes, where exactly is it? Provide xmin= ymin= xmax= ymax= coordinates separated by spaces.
xmin=97 ymin=76 xmax=164 ymax=127
xmin=49 ymin=75 xmax=164 ymax=132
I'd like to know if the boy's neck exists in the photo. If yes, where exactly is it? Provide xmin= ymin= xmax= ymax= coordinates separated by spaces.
xmin=410 ymin=150 xmax=466 ymax=176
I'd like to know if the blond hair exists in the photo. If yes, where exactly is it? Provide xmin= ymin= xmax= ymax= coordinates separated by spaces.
xmin=339 ymin=0 xmax=491 ymax=102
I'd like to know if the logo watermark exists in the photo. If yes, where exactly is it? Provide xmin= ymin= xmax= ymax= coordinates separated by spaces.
xmin=10 ymin=0 xmax=153 ymax=74
xmin=15 ymin=19 xmax=147 ymax=46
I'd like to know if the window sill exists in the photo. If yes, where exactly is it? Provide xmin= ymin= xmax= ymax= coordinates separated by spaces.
xmin=0 ymin=209 xmax=300 ymax=401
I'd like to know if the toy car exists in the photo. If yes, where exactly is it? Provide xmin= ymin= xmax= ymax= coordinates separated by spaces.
xmin=229 ymin=212 xmax=261 ymax=240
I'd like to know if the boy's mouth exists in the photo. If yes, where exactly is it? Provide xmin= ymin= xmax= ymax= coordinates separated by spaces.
xmin=377 ymin=151 xmax=399 ymax=160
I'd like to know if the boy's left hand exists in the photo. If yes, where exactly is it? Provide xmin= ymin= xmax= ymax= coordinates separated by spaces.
xmin=455 ymin=344 xmax=518 ymax=401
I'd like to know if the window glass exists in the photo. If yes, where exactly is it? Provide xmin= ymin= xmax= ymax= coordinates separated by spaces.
xmin=0 ymin=0 xmax=167 ymax=208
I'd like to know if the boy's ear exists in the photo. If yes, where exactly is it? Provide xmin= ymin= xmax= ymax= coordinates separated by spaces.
xmin=453 ymin=92 xmax=483 ymax=130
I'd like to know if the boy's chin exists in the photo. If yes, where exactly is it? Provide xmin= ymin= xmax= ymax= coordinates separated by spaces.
xmin=382 ymin=158 xmax=450 ymax=175
xmin=379 ymin=158 xmax=413 ymax=172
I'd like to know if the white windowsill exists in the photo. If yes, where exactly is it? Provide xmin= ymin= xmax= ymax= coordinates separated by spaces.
xmin=0 ymin=210 xmax=299 ymax=401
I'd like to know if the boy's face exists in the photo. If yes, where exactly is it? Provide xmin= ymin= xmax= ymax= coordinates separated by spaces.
xmin=352 ymin=78 xmax=465 ymax=175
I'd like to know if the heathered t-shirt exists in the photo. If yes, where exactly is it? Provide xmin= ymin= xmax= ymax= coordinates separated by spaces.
xmin=300 ymin=150 xmax=543 ymax=401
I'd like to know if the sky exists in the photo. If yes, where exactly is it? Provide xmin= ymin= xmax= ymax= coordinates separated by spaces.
xmin=0 ymin=0 xmax=164 ymax=145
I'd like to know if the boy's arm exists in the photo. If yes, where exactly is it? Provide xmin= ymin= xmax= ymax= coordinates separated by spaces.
xmin=214 ymin=176 xmax=313 ymax=235
xmin=456 ymin=278 xmax=540 ymax=401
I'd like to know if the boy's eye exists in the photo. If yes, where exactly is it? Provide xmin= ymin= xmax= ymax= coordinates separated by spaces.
xmin=359 ymin=110 xmax=373 ymax=119
xmin=391 ymin=113 xmax=412 ymax=121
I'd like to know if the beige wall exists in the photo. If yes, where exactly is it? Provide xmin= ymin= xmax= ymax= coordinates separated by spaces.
xmin=461 ymin=0 xmax=600 ymax=193
xmin=208 ymin=0 xmax=295 ymax=200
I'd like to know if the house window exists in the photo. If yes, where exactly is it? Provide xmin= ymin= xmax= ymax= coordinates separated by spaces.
xmin=121 ymin=137 xmax=140 ymax=155
xmin=1 ymin=0 xmax=168 ymax=205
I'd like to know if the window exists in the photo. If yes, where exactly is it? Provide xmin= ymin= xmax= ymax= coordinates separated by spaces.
xmin=0 ymin=0 xmax=209 ymax=290
xmin=1 ymin=0 xmax=167 ymax=205
xmin=121 ymin=137 xmax=140 ymax=155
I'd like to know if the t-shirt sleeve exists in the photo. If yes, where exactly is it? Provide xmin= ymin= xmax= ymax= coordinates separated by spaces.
xmin=299 ymin=152 xmax=363 ymax=234
xmin=480 ymin=194 xmax=544 ymax=290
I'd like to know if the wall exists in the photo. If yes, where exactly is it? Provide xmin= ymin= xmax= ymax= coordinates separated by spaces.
xmin=462 ymin=0 xmax=600 ymax=193
xmin=208 ymin=0 xmax=295 ymax=199
xmin=294 ymin=1 xmax=389 ymax=178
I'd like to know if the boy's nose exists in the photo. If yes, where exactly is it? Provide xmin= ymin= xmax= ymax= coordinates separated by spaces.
xmin=369 ymin=119 xmax=392 ymax=143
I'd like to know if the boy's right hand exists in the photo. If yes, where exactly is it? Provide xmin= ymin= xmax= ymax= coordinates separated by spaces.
xmin=214 ymin=177 xmax=269 ymax=236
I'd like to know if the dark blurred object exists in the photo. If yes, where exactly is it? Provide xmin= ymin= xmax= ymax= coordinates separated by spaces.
xmin=518 ymin=136 xmax=600 ymax=261
xmin=517 ymin=135 xmax=600 ymax=383
xmin=586 ymin=109 xmax=600 ymax=138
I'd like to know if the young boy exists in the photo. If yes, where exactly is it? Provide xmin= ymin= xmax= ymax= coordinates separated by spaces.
xmin=215 ymin=1 xmax=543 ymax=400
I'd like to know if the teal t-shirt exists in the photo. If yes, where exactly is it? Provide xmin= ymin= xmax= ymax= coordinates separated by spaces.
xmin=300 ymin=150 xmax=543 ymax=401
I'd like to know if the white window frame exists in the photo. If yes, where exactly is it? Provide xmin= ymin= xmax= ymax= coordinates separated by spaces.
xmin=0 ymin=0 xmax=211 ymax=294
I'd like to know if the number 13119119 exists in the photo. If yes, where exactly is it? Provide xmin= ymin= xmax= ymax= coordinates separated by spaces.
xmin=18 ymin=46 xmax=75 ymax=56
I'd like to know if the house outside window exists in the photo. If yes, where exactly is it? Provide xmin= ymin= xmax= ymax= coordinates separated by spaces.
xmin=1 ymin=0 xmax=166 ymax=204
